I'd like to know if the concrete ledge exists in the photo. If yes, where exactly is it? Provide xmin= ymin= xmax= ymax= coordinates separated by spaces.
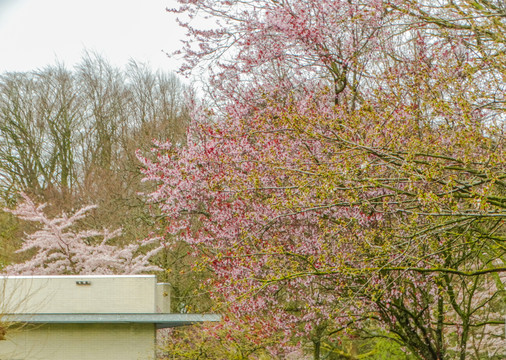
xmin=2 ymin=313 xmax=221 ymax=329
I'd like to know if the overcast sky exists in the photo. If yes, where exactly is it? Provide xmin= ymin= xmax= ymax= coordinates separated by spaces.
xmin=0 ymin=0 xmax=185 ymax=74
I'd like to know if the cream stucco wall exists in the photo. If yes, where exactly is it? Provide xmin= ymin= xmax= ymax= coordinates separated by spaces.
xmin=0 ymin=275 xmax=158 ymax=314
xmin=0 ymin=275 xmax=172 ymax=360
xmin=155 ymin=283 xmax=171 ymax=313
xmin=0 ymin=323 xmax=155 ymax=360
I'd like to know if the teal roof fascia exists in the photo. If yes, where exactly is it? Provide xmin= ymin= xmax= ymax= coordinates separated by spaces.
xmin=2 ymin=313 xmax=221 ymax=329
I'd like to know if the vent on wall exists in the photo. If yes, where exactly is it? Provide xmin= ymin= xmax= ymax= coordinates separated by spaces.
xmin=76 ymin=281 xmax=91 ymax=286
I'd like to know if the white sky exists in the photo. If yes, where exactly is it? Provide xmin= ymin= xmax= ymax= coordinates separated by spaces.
xmin=0 ymin=0 xmax=185 ymax=74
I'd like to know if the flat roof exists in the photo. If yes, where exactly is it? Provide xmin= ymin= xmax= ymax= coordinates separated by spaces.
xmin=2 ymin=313 xmax=220 ymax=329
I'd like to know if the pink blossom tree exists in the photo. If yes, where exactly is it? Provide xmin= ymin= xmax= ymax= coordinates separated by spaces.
xmin=147 ymin=0 xmax=506 ymax=358
xmin=170 ymin=0 xmax=393 ymax=108
xmin=142 ymin=84 xmax=505 ymax=358
xmin=3 ymin=193 xmax=161 ymax=275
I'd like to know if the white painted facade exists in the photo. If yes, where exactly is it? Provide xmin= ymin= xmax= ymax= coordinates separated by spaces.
xmin=0 ymin=275 xmax=218 ymax=360
xmin=1 ymin=323 xmax=155 ymax=360
xmin=0 ymin=275 xmax=162 ymax=314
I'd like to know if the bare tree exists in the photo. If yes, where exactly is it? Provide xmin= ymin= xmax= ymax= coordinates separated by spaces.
xmin=0 ymin=54 xmax=190 ymax=241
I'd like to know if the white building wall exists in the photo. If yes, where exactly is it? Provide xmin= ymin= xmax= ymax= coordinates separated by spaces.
xmin=0 ymin=275 xmax=170 ymax=360
xmin=155 ymin=283 xmax=171 ymax=313
xmin=0 ymin=275 xmax=157 ymax=314
xmin=1 ymin=323 xmax=155 ymax=360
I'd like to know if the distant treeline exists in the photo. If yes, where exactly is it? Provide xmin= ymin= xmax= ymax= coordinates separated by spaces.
xmin=0 ymin=53 xmax=190 ymax=205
